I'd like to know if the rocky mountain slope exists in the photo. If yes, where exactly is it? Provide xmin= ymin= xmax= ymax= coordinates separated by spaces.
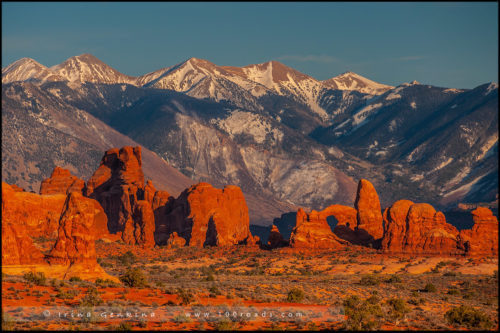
xmin=2 ymin=54 xmax=497 ymax=225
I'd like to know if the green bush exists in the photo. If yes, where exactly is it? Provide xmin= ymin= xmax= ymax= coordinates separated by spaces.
xmin=23 ymin=271 xmax=46 ymax=286
xmin=286 ymin=287 xmax=305 ymax=303
xmin=69 ymin=276 xmax=82 ymax=282
xmin=119 ymin=268 xmax=147 ymax=288
xmin=445 ymin=305 xmax=493 ymax=329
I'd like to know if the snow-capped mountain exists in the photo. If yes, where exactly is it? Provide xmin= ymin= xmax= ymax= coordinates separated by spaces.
xmin=2 ymin=54 xmax=393 ymax=121
xmin=142 ymin=58 xmax=266 ymax=110
xmin=322 ymin=71 xmax=393 ymax=95
xmin=50 ymin=54 xmax=136 ymax=85
xmin=225 ymin=60 xmax=329 ymax=120
xmin=2 ymin=58 xmax=65 ymax=84
xmin=3 ymin=54 xmax=497 ymax=216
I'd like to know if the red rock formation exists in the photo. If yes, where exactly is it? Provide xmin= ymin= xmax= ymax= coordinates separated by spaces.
xmin=152 ymin=190 xmax=173 ymax=245
xmin=459 ymin=207 xmax=498 ymax=256
xmin=47 ymin=192 xmax=101 ymax=266
xmin=404 ymin=203 xmax=460 ymax=254
xmin=122 ymin=200 xmax=156 ymax=247
xmin=354 ymin=179 xmax=384 ymax=242
xmin=381 ymin=202 xmax=461 ymax=255
xmin=160 ymin=182 xmax=252 ymax=247
xmin=320 ymin=205 xmax=358 ymax=244
xmin=268 ymin=225 xmax=288 ymax=248
xmin=39 ymin=166 xmax=85 ymax=195
xmin=290 ymin=209 xmax=347 ymax=249
xmin=2 ymin=182 xmax=67 ymax=237
xmin=2 ymin=221 xmax=45 ymax=265
xmin=85 ymin=146 xmax=144 ymax=233
xmin=165 ymin=232 xmax=186 ymax=248
xmin=144 ymin=180 xmax=157 ymax=204
xmin=381 ymin=200 xmax=414 ymax=252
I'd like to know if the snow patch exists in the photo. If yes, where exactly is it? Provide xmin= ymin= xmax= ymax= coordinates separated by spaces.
xmin=485 ymin=82 xmax=498 ymax=96
xmin=214 ymin=110 xmax=283 ymax=144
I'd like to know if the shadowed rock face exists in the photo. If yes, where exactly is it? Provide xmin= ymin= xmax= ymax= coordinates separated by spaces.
xmin=290 ymin=208 xmax=348 ymax=249
xmin=39 ymin=167 xmax=85 ymax=195
xmin=122 ymin=200 xmax=156 ymax=247
xmin=354 ymin=179 xmax=384 ymax=243
xmin=268 ymin=225 xmax=288 ymax=248
xmin=85 ymin=146 xmax=145 ymax=234
xmin=458 ymin=207 xmax=499 ymax=256
xmin=158 ymin=182 xmax=252 ymax=247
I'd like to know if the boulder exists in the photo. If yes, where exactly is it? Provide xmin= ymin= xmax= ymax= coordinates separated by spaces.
xmin=39 ymin=166 xmax=85 ymax=195
xmin=354 ymin=179 xmax=384 ymax=243
xmin=458 ymin=207 xmax=498 ymax=256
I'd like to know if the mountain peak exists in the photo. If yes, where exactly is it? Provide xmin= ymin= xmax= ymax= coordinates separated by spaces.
xmin=50 ymin=54 xmax=135 ymax=84
xmin=2 ymin=57 xmax=65 ymax=84
xmin=322 ymin=71 xmax=393 ymax=95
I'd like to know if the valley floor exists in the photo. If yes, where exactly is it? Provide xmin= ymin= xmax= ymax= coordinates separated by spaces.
xmin=2 ymin=242 xmax=498 ymax=331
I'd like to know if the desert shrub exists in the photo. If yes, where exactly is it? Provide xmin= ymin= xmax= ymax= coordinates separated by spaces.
xmin=177 ymin=288 xmax=194 ymax=305
xmin=359 ymin=274 xmax=380 ymax=286
xmin=80 ymin=287 xmax=103 ymax=307
xmin=115 ymin=322 xmax=133 ymax=330
xmin=385 ymin=274 xmax=402 ymax=283
xmin=23 ymin=272 xmax=46 ymax=286
xmin=56 ymin=289 xmax=80 ymax=299
xmin=447 ymin=288 xmax=460 ymax=295
xmin=286 ymin=288 xmax=305 ymax=303
xmin=343 ymin=295 xmax=383 ymax=330
xmin=173 ymin=314 xmax=192 ymax=323
xmin=209 ymin=285 xmax=222 ymax=297
xmin=443 ymin=271 xmax=457 ymax=277
xmin=445 ymin=305 xmax=493 ymax=329
xmin=2 ymin=310 xmax=14 ymax=330
xmin=387 ymin=297 xmax=409 ymax=319
xmin=119 ymin=268 xmax=147 ymax=288
xmin=118 ymin=251 xmax=137 ymax=266
xmin=69 ymin=276 xmax=82 ymax=282
xmin=214 ymin=319 xmax=235 ymax=331
xmin=423 ymin=283 xmax=436 ymax=293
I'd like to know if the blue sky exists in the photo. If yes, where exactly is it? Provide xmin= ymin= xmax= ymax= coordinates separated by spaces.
xmin=2 ymin=2 xmax=498 ymax=89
